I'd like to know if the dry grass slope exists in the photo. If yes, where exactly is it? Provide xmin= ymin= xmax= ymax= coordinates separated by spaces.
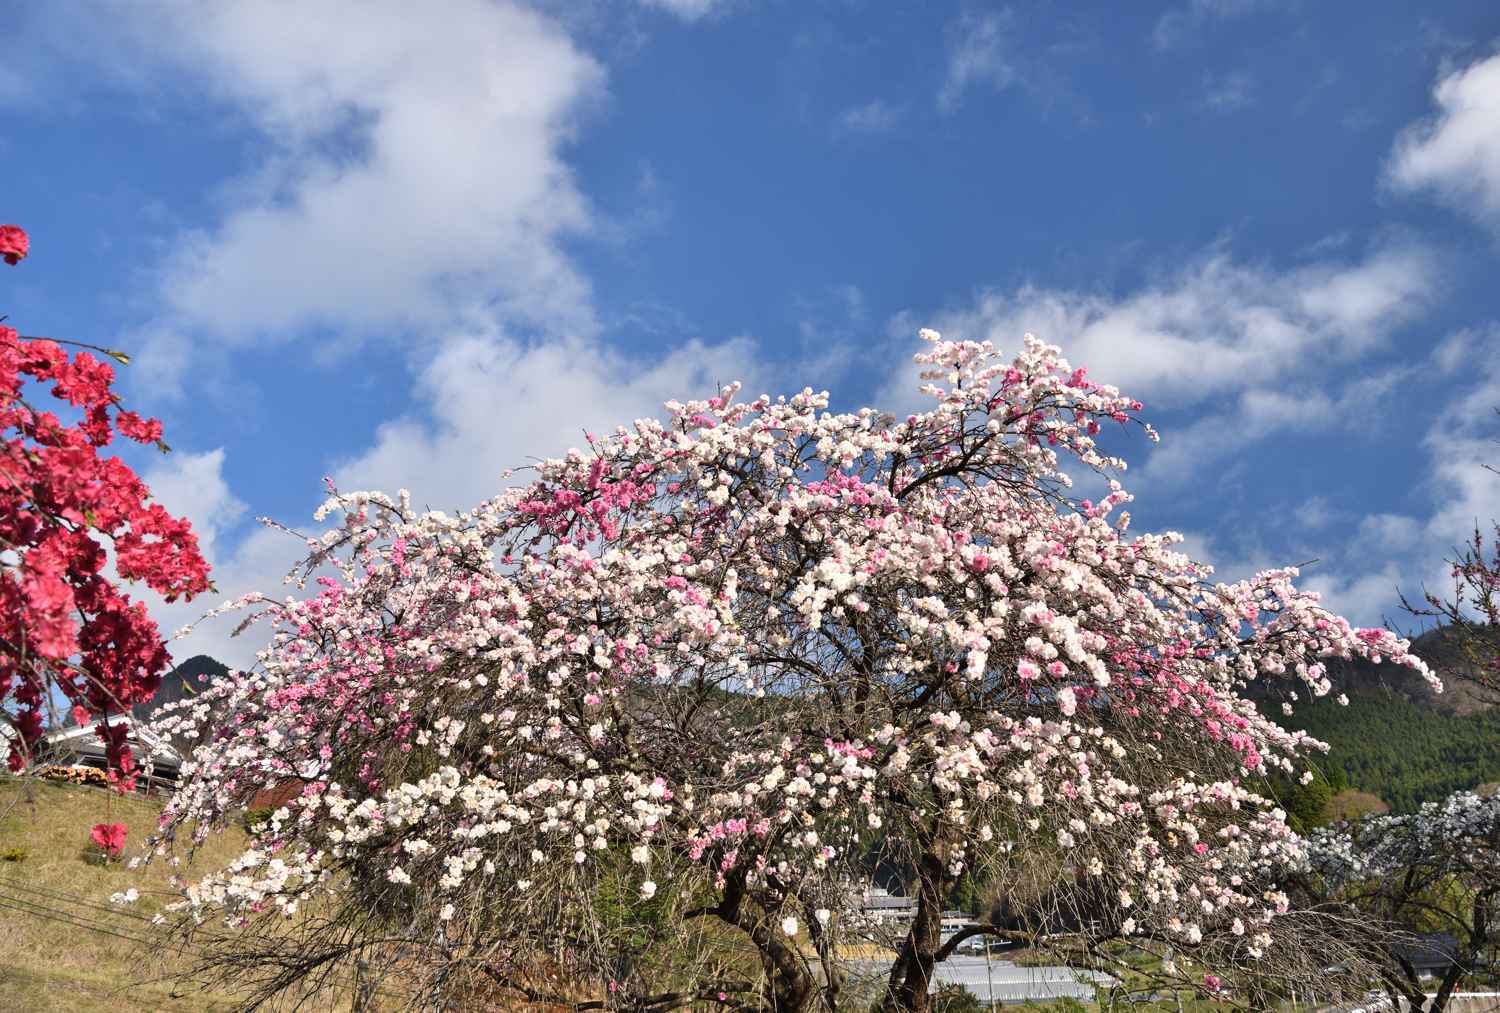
xmin=0 ymin=774 xmax=250 ymax=1012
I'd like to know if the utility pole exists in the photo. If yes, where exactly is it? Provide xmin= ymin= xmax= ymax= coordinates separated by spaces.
xmin=985 ymin=937 xmax=996 ymax=1010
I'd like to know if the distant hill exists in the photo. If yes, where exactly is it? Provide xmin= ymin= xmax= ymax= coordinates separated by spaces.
xmin=131 ymin=655 xmax=230 ymax=730
xmin=1320 ymin=624 xmax=1498 ymax=716
xmin=1241 ymin=625 xmax=1499 ymax=813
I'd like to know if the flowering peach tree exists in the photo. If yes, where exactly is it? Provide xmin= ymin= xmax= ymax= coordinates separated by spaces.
xmin=91 ymin=820 xmax=128 ymax=859
xmin=148 ymin=331 xmax=1431 ymax=1010
xmin=0 ymin=226 xmax=211 ymax=786
xmin=1403 ymin=520 xmax=1500 ymax=701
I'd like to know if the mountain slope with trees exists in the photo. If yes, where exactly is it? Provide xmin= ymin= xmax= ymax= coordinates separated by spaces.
xmin=1255 ymin=625 xmax=1500 ymax=815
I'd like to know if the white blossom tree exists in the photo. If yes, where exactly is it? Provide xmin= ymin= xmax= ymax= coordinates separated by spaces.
xmin=1301 ymin=791 xmax=1500 ymax=1012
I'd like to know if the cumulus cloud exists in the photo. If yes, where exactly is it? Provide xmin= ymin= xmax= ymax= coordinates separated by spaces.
xmin=128 ymin=449 xmax=282 ymax=669
xmin=73 ymin=0 xmax=605 ymax=388
xmin=139 ymin=449 xmax=246 ymax=563
xmin=34 ymin=1 xmax=772 ymax=666
xmin=1388 ymin=50 xmax=1500 ymax=231
xmin=335 ymin=329 xmax=767 ymax=512
xmin=160 ymin=525 xmax=324 ymax=671
xmin=145 ymin=328 xmax=778 ymax=667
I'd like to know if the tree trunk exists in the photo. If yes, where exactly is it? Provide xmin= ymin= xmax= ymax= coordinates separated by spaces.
xmin=882 ymin=844 xmax=950 ymax=1013
xmin=720 ymin=881 xmax=817 ymax=1012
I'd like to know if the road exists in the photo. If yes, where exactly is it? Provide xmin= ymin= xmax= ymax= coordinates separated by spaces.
xmin=842 ymin=955 xmax=1114 ymax=1002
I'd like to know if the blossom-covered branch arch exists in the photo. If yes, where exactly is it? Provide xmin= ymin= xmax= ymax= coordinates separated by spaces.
xmin=149 ymin=330 xmax=1431 ymax=1011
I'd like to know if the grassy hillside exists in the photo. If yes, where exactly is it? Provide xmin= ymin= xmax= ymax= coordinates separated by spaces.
xmin=0 ymin=774 xmax=762 ymax=1011
xmin=0 ymin=776 xmax=435 ymax=1010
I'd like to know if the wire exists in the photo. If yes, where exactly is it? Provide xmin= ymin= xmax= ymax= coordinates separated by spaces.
xmin=0 ymin=893 xmax=158 ymax=948
xmin=0 ymin=884 xmax=428 ymax=1007
xmin=0 ymin=874 xmax=160 ymax=922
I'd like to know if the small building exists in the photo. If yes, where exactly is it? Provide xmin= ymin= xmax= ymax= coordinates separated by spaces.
xmin=1391 ymin=932 xmax=1461 ymax=980
xmin=858 ymin=886 xmax=919 ymax=926
xmin=848 ymin=885 xmax=976 ymax=941
xmin=34 ymin=713 xmax=182 ymax=792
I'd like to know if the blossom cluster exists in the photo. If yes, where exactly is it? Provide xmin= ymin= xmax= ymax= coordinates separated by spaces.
xmin=1304 ymin=790 xmax=1500 ymax=887
xmin=147 ymin=330 xmax=1433 ymax=1000
xmin=1 ymin=227 xmax=211 ymax=783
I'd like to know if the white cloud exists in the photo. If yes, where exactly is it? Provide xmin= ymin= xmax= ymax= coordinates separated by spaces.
xmin=161 ymin=525 xmax=323 ymax=671
xmin=836 ymin=100 xmax=902 ymax=135
xmin=1149 ymin=334 xmax=1500 ymax=629
xmin=1388 ymin=50 xmax=1500 ymax=231
xmin=1301 ymin=564 xmax=1411 ymax=628
xmin=1295 ymin=496 xmax=1337 ymax=530
xmin=1287 ymin=333 xmax=1500 ymax=626
xmin=1172 ymin=528 xmax=1284 ymax=585
xmin=637 ymin=0 xmax=728 ymax=21
xmin=879 ymin=238 xmax=1437 ymax=505
xmin=1133 ymin=389 xmax=1332 ymax=488
xmin=335 ymin=329 xmax=767 ymax=512
xmin=1170 ymin=525 xmax=1419 ymax=631
xmin=77 ymin=1 xmax=605 ymax=388
xmin=1355 ymin=513 xmax=1426 ymax=554
xmin=939 ymin=11 xmax=1016 ymax=112
xmin=882 ymin=240 xmax=1436 ymax=415
xmin=154 ymin=328 xmax=774 ymax=668
xmin=1199 ymin=70 xmax=1256 ymax=112
xmin=1432 ymin=326 xmax=1493 ymax=373
xmin=127 ymin=449 xmax=294 ymax=670
xmin=1152 ymin=0 xmax=1266 ymax=51
xmin=36 ymin=1 xmax=786 ymax=669
xmin=140 ymin=448 xmax=246 ymax=563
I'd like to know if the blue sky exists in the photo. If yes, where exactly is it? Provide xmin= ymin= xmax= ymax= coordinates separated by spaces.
xmin=4 ymin=0 xmax=1500 ymax=666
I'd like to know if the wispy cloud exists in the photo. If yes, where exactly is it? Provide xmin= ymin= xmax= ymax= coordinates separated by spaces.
xmin=938 ymin=10 xmax=1016 ymax=112
xmin=1152 ymin=0 xmax=1267 ymax=51
xmin=881 ymin=241 xmax=1475 ymax=628
xmin=884 ymin=239 xmax=1436 ymax=414
xmin=1304 ymin=330 xmax=1500 ymax=625
xmin=835 ymin=99 xmax=902 ymax=136
xmin=636 ymin=0 xmax=730 ymax=21
xmin=1199 ymin=70 xmax=1257 ymax=112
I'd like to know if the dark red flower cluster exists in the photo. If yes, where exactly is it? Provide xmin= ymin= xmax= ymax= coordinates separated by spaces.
xmin=1 ymin=226 xmax=211 ymax=787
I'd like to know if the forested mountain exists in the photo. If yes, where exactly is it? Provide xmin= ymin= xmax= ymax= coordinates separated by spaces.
xmin=1271 ymin=626 xmax=1500 ymax=813
xmin=1282 ymin=689 xmax=1500 ymax=813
